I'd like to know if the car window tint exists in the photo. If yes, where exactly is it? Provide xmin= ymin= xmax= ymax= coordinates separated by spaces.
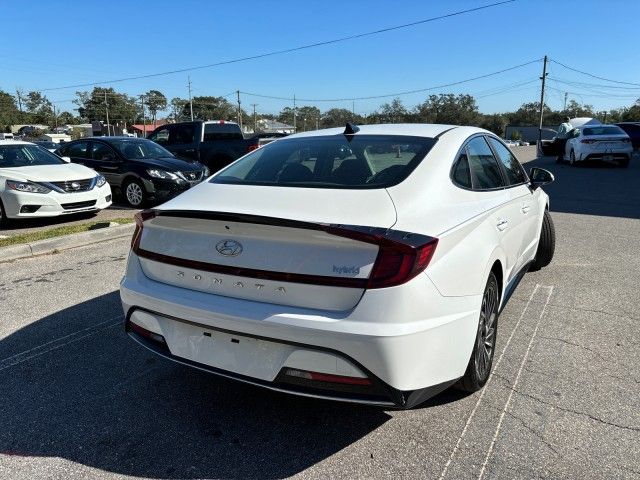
xmin=91 ymin=143 xmax=115 ymax=161
xmin=487 ymin=137 xmax=527 ymax=185
xmin=452 ymin=153 xmax=471 ymax=188
xmin=169 ymin=124 xmax=195 ymax=145
xmin=151 ymin=127 xmax=170 ymax=145
xmin=466 ymin=136 xmax=504 ymax=190
xmin=67 ymin=142 xmax=89 ymax=158
xmin=203 ymin=123 xmax=243 ymax=141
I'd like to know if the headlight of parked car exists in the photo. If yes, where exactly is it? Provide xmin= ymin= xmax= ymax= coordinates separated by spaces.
xmin=6 ymin=180 xmax=51 ymax=194
xmin=96 ymin=175 xmax=107 ymax=188
xmin=147 ymin=169 xmax=178 ymax=180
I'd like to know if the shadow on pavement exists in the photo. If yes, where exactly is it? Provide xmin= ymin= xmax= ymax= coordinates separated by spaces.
xmin=524 ymin=153 xmax=640 ymax=219
xmin=0 ymin=292 xmax=396 ymax=479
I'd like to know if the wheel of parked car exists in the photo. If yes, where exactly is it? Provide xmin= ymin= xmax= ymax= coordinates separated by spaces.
xmin=456 ymin=272 xmax=499 ymax=392
xmin=570 ymin=149 xmax=576 ymax=166
xmin=530 ymin=210 xmax=555 ymax=271
xmin=0 ymin=199 xmax=9 ymax=228
xmin=123 ymin=179 xmax=146 ymax=208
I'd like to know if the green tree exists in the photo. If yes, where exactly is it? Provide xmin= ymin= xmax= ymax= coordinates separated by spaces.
xmin=57 ymin=111 xmax=77 ymax=125
xmin=480 ymin=113 xmax=508 ymax=137
xmin=414 ymin=94 xmax=479 ymax=125
xmin=75 ymin=88 xmax=138 ymax=126
xmin=509 ymin=102 xmax=551 ymax=126
xmin=169 ymin=97 xmax=187 ymax=122
xmin=0 ymin=90 xmax=21 ymax=128
xmin=277 ymin=107 xmax=295 ymax=126
xmin=321 ymin=108 xmax=363 ymax=128
xmin=25 ymin=91 xmax=53 ymax=125
xmin=296 ymin=106 xmax=321 ymax=131
xmin=145 ymin=90 xmax=167 ymax=126
xmin=184 ymin=96 xmax=237 ymax=121
xmin=377 ymin=98 xmax=412 ymax=123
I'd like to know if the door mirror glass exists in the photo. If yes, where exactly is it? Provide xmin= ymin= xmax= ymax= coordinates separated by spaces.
xmin=529 ymin=167 xmax=554 ymax=189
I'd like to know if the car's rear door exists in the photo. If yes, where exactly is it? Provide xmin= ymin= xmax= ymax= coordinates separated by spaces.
xmin=486 ymin=136 xmax=538 ymax=273
xmin=168 ymin=123 xmax=199 ymax=162
xmin=89 ymin=141 xmax=124 ymax=187
xmin=60 ymin=141 xmax=90 ymax=165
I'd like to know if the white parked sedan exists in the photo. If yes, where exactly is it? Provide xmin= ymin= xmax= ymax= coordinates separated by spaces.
xmin=0 ymin=140 xmax=112 ymax=224
xmin=563 ymin=124 xmax=632 ymax=167
xmin=120 ymin=124 xmax=555 ymax=408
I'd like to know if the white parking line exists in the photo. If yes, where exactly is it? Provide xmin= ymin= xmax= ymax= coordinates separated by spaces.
xmin=0 ymin=315 xmax=123 ymax=372
xmin=477 ymin=285 xmax=554 ymax=480
xmin=439 ymin=283 xmax=541 ymax=480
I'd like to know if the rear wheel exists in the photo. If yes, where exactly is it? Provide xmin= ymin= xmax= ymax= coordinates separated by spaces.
xmin=570 ymin=149 xmax=577 ymax=166
xmin=530 ymin=210 xmax=555 ymax=271
xmin=456 ymin=272 xmax=499 ymax=393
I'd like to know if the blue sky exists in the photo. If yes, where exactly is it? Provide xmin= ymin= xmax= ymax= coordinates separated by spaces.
xmin=2 ymin=0 xmax=639 ymax=117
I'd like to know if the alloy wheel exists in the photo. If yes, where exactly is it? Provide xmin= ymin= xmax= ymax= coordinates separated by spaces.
xmin=126 ymin=183 xmax=143 ymax=207
xmin=475 ymin=280 xmax=497 ymax=380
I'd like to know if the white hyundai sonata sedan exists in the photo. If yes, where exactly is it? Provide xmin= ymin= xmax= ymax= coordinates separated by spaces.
xmin=0 ymin=141 xmax=112 ymax=224
xmin=120 ymin=124 xmax=555 ymax=408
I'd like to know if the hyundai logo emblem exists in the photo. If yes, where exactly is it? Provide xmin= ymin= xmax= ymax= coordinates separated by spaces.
xmin=215 ymin=239 xmax=243 ymax=257
xmin=71 ymin=182 xmax=81 ymax=190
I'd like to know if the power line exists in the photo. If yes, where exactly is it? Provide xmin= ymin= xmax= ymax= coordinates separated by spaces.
xmin=240 ymin=59 xmax=541 ymax=102
xmin=40 ymin=1 xmax=516 ymax=92
xmin=550 ymin=59 xmax=640 ymax=87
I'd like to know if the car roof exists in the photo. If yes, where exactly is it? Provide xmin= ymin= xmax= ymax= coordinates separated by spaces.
xmin=0 ymin=140 xmax=34 ymax=145
xmin=287 ymin=123 xmax=484 ymax=139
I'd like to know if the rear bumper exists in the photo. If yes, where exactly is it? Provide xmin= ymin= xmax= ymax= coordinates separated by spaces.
xmin=120 ymin=252 xmax=481 ymax=407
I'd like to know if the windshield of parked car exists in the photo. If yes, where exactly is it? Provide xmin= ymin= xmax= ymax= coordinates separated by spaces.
xmin=114 ymin=140 xmax=175 ymax=159
xmin=583 ymin=126 xmax=626 ymax=136
xmin=211 ymin=134 xmax=436 ymax=189
xmin=0 ymin=144 xmax=65 ymax=168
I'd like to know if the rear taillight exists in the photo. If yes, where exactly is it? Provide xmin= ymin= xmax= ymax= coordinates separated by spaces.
xmin=131 ymin=209 xmax=157 ymax=249
xmin=246 ymin=144 xmax=259 ymax=153
xmin=326 ymin=225 xmax=438 ymax=289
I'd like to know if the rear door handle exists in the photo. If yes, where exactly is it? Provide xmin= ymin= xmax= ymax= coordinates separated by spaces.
xmin=496 ymin=219 xmax=509 ymax=231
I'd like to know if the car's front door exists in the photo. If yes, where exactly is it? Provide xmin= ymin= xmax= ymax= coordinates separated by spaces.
xmin=466 ymin=136 xmax=522 ymax=282
xmin=61 ymin=141 xmax=90 ymax=165
xmin=486 ymin=136 xmax=539 ymax=273
xmin=168 ymin=123 xmax=199 ymax=161
xmin=89 ymin=142 xmax=124 ymax=187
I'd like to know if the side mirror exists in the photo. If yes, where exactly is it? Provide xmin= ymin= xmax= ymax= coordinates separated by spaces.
xmin=62 ymin=156 xmax=71 ymax=163
xmin=529 ymin=167 xmax=554 ymax=190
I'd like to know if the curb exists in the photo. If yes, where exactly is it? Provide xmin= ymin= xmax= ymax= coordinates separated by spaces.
xmin=0 ymin=223 xmax=135 ymax=263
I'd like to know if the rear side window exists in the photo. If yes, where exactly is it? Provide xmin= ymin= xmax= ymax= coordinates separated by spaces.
xmin=452 ymin=154 xmax=472 ymax=188
xmin=91 ymin=142 xmax=116 ymax=161
xmin=150 ymin=127 xmax=170 ymax=145
xmin=212 ymin=135 xmax=436 ymax=189
xmin=466 ymin=136 xmax=504 ymax=190
xmin=203 ymin=123 xmax=243 ymax=141
xmin=487 ymin=137 xmax=527 ymax=186
xmin=169 ymin=124 xmax=196 ymax=144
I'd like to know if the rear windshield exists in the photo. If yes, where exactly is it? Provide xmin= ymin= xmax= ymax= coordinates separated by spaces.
xmin=0 ymin=144 xmax=65 ymax=167
xmin=583 ymin=126 xmax=626 ymax=136
xmin=203 ymin=123 xmax=243 ymax=141
xmin=211 ymin=134 xmax=436 ymax=189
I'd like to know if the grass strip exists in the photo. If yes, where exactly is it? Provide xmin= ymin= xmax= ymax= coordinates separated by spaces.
xmin=0 ymin=217 xmax=134 ymax=248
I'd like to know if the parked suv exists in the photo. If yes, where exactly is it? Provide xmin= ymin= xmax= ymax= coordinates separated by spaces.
xmin=147 ymin=121 xmax=259 ymax=172
xmin=56 ymin=137 xmax=208 ymax=207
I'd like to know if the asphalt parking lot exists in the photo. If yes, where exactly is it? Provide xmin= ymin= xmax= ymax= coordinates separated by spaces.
xmin=0 ymin=146 xmax=638 ymax=479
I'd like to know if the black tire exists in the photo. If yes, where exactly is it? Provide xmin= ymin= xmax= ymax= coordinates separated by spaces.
xmin=456 ymin=272 xmax=499 ymax=393
xmin=123 ymin=179 xmax=147 ymax=208
xmin=0 ymin=198 xmax=11 ymax=228
xmin=530 ymin=210 xmax=555 ymax=271
xmin=569 ymin=149 xmax=576 ymax=166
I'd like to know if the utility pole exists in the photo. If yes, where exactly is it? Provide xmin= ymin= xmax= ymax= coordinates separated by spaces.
xmin=563 ymin=92 xmax=568 ymax=111
xmin=293 ymin=94 xmax=297 ymax=132
xmin=104 ymin=91 xmax=110 ymax=137
xmin=352 ymin=100 xmax=355 ymax=118
xmin=140 ymin=95 xmax=146 ymax=137
xmin=537 ymin=55 xmax=548 ymax=151
xmin=15 ymin=88 xmax=23 ymax=113
xmin=53 ymin=104 xmax=57 ymax=128
xmin=236 ymin=90 xmax=243 ymax=129
xmin=187 ymin=76 xmax=194 ymax=121
xmin=251 ymin=103 xmax=258 ymax=132
xmin=316 ymin=116 xmax=319 ymax=130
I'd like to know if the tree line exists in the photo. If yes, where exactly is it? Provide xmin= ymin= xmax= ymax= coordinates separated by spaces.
xmin=3 ymin=86 xmax=640 ymax=136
